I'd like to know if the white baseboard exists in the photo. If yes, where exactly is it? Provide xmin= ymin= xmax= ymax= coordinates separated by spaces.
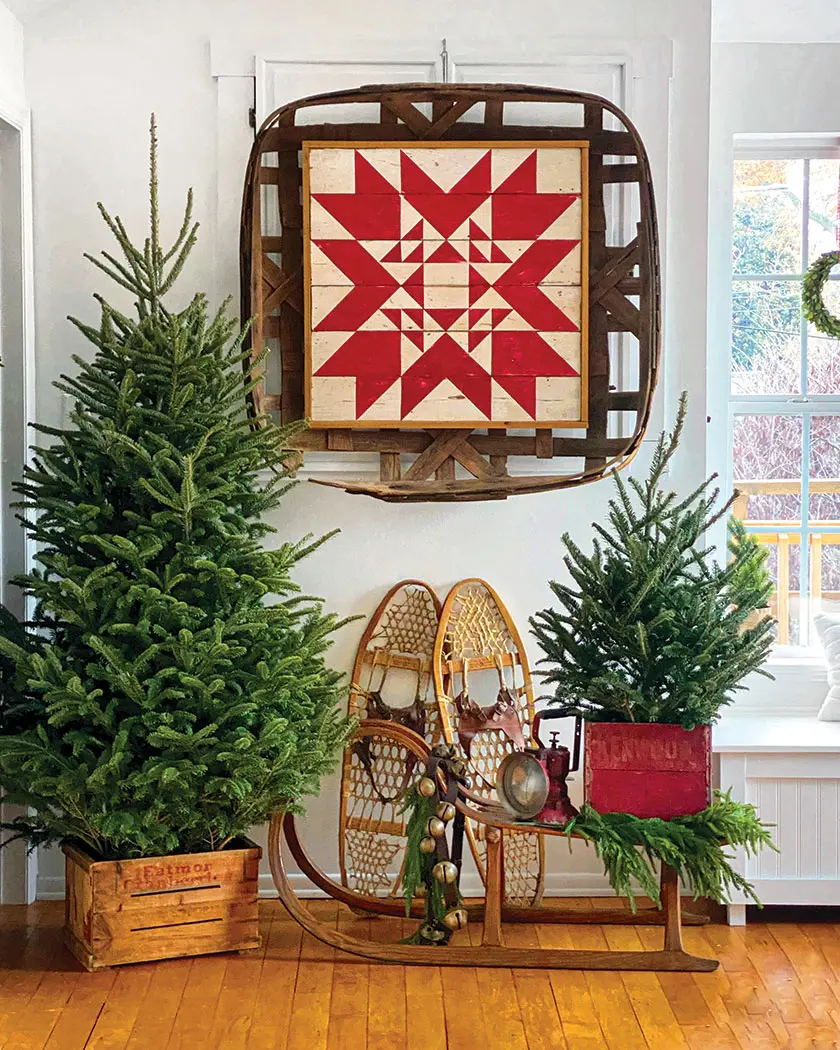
xmin=35 ymin=875 xmax=65 ymax=900
xmin=257 ymin=871 xmax=619 ymax=898
xmin=36 ymin=870 xmax=619 ymax=901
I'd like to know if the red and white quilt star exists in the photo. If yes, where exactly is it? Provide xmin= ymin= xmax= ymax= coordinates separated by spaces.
xmin=304 ymin=143 xmax=588 ymax=426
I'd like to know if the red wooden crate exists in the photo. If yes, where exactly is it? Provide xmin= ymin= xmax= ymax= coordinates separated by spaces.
xmin=583 ymin=723 xmax=711 ymax=819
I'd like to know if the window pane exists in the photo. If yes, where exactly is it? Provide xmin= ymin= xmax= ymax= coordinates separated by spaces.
xmin=808 ymin=416 xmax=840 ymax=521
xmin=757 ymin=537 xmax=800 ymax=645
xmin=817 ymin=541 xmax=840 ymax=620
xmin=733 ymin=159 xmax=803 ymax=275
xmin=731 ymin=280 xmax=801 ymax=394
xmin=733 ymin=415 xmax=802 ymax=522
xmin=807 ymin=159 xmax=840 ymax=263
xmin=806 ymin=279 xmax=840 ymax=393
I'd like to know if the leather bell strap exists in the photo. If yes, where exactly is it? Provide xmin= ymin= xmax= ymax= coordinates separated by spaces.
xmin=421 ymin=750 xmax=463 ymax=913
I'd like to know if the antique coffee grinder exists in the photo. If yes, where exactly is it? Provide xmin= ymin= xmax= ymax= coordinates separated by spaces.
xmin=496 ymin=711 xmax=582 ymax=825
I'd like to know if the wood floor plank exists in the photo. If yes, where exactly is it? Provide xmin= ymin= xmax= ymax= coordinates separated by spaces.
xmin=768 ymin=923 xmax=840 ymax=1026
xmin=247 ymin=903 xmax=304 ymax=1050
xmin=403 ymin=918 xmax=447 ymax=1050
xmin=680 ymin=1023 xmax=741 ymax=1049
xmin=630 ymin=926 xmax=717 ymax=1028
xmin=467 ymin=921 xmax=529 ymax=1050
xmin=82 ymin=965 xmax=155 ymax=1050
xmin=43 ymin=970 xmax=119 ymax=1050
xmin=123 ymin=958 xmax=192 ymax=1050
xmin=441 ymin=965 xmax=491 ymax=1050
xmin=690 ymin=924 xmax=784 ymax=1050
xmin=366 ymin=915 xmax=407 ymax=1050
xmin=535 ymin=924 xmax=609 ymax=1050
xmin=325 ymin=910 xmax=370 ymax=1050
xmin=610 ymin=928 xmax=689 ymax=1050
xmin=581 ymin=927 xmax=652 ymax=1050
xmin=285 ymin=901 xmax=337 ymax=1050
xmin=1 ymin=969 xmax=78 ymax=1050
xmin=505 ymin=924 xmax=568 ymax=1050
xmin=165 ymin=955 xmax=230 ymax=1050
xmin=204 ymin=946 xmax=267 ymax=1048
xmin=737 ymin=925 xmax=812 ymax=1025
xmin=7 ymin=899 xmax=840 ymax=1050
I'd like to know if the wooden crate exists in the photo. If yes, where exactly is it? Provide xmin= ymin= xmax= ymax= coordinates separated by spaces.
xmin=62 ymin=838 xmax=261 ymax=971
xmin=584 ymin=723 xmax=711 ymax=819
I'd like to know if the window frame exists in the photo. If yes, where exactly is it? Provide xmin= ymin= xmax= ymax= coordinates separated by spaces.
xmin=729 ymin=135 xmax=840 ymax=650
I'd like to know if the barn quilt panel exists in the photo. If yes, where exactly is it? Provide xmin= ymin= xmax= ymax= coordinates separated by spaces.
xmin=304 ymin=142 xmax=588 ymax=428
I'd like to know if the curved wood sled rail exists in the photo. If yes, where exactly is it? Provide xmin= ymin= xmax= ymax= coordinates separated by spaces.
xmin=284 ymin=809 xmax=707 ymax=927
xmin=269 ymin=814 xmax=718 ymax=971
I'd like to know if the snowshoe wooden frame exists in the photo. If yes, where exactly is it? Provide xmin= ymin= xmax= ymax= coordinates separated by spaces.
xmin=269 ymin=721 xmax=718 ymax=972
xmin=240 ymin=82 xmax=661 ymax=503
xmin=433 ymin=578 xmax=545 ymax=906
xmin=339 ymin=580 xmax=442 ymax=898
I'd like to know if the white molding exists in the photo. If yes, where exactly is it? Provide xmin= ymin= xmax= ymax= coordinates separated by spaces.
xmin=256 ymin=871 xmax=622 ymax=899
xmin=37 ymin=870 xmax=623 ymax=901
xmin=0 ymin=104 xmax=37 ymax=906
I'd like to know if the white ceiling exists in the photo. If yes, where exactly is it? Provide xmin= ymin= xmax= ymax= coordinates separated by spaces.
xmin=7 ymin=0 xmax=840 ymax=39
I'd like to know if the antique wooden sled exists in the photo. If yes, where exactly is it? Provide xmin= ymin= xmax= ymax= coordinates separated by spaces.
xmin=270 ymin=720 xmax=718 ymax=972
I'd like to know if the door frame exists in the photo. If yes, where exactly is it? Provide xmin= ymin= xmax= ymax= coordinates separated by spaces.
xmin=0 ymin=101 xmax=37 ymax=905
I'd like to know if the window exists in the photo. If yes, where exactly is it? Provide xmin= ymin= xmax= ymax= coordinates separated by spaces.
xmin=730 ymin=141 xmax=840 ymax=647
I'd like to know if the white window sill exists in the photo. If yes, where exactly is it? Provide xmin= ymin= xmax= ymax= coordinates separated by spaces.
xmin=714 ymin=715 xmax=840 ymax=752
xmin=725 ymin=647 xmax=827 ymax=719
xmin=766 ymin=645 xmax=826 ymax=669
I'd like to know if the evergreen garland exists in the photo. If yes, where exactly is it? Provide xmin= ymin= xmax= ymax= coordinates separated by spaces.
xmin=802 ymin=250 xmax=840 ymax=338
xmin=531 ymin=394 xmax=775 ymax=726
xmin=0 ymin=120 xmax=350 ymax=859
xmin=566 ymin=791 xmax=775 ymax=910
xmin=400 ymin=786 xmax=453 ymax=929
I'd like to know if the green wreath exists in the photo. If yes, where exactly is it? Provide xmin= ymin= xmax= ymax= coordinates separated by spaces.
xmin=802 ymin=250 xmax=840 ymax=338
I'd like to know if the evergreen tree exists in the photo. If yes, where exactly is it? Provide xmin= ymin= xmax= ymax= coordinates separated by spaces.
xmin=531 ymin=395 xmax=775 ymax=727
xmin=0 ymin=121 xmax=348 ymax=859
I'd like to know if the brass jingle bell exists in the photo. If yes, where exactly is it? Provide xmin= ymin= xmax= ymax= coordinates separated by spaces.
xmin=419 ymin=837 xmax=437 ymax=854
xmin=417 ymin=777 xmax=437 ymax=797
xmin=432 ymin=860 xmax=458 ymax=884
xmin=436 ymin=802 xmax=456 ymax=822
xmin=419 ymin=923 xmax=446 ymax=943
xmin=442 ymin=907 xmax=469 ymax=931
xmin=427 ymin=817 xmax=446 ymax=838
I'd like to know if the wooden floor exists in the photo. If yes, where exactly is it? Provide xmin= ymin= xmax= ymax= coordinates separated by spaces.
xmin=1 ymin=899 xmax=840 ymax=1050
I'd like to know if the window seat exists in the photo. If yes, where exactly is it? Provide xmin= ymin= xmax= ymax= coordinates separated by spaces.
xmin=713 ymin=716 xmax=840 ymax=923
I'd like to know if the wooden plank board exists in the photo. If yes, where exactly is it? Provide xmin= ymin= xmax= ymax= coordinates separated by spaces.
xmin=285 ymin=901 xmax=337 ymax=1050
xmin=366 ymin=916 xmax=407 ymax=1050
xmin=63 ymin=842 xmax=261 ymax=970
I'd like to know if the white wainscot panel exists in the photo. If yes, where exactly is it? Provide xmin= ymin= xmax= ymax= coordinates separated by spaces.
xmin=746 ymin=777 xmax=840 ymax=882
xmin=717 ymin=738 xmax=840 ymax=921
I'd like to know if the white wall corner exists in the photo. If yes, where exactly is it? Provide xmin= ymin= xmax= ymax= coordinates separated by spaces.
xmin=210 ymin=39 xmax=256 ymax=79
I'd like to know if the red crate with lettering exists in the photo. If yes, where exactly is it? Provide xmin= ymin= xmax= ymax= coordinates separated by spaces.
xmin=583 ymin=723 xmax=712 ymax=819
xmin=62 ymin=838 xmax=261 ymax=970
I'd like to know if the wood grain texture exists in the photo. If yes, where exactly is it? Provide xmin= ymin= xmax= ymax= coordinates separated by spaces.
xmin=62 ymin=841 xmax=261 ymax=971
xmin=3 ymin=899 xmax=840 ymax=1049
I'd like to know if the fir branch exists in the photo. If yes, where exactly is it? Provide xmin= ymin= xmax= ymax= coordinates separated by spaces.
xmin=566 ymin=791 xmax=776 ymax=910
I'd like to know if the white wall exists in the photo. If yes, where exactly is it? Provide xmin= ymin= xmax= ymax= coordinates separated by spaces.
xmin=714 ymin=0 xmax=840 ymax=43
xmin=0 ymin=1 xmax=25 ymax=121
xmin=23 ymin=0 xmax=713 ymax=898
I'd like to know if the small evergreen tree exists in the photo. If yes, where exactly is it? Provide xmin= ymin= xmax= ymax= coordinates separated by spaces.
xmin=531 ymin=395 xmax=775 ymax=727
xmin=0 ymin=121 xmax=348 ymax=859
